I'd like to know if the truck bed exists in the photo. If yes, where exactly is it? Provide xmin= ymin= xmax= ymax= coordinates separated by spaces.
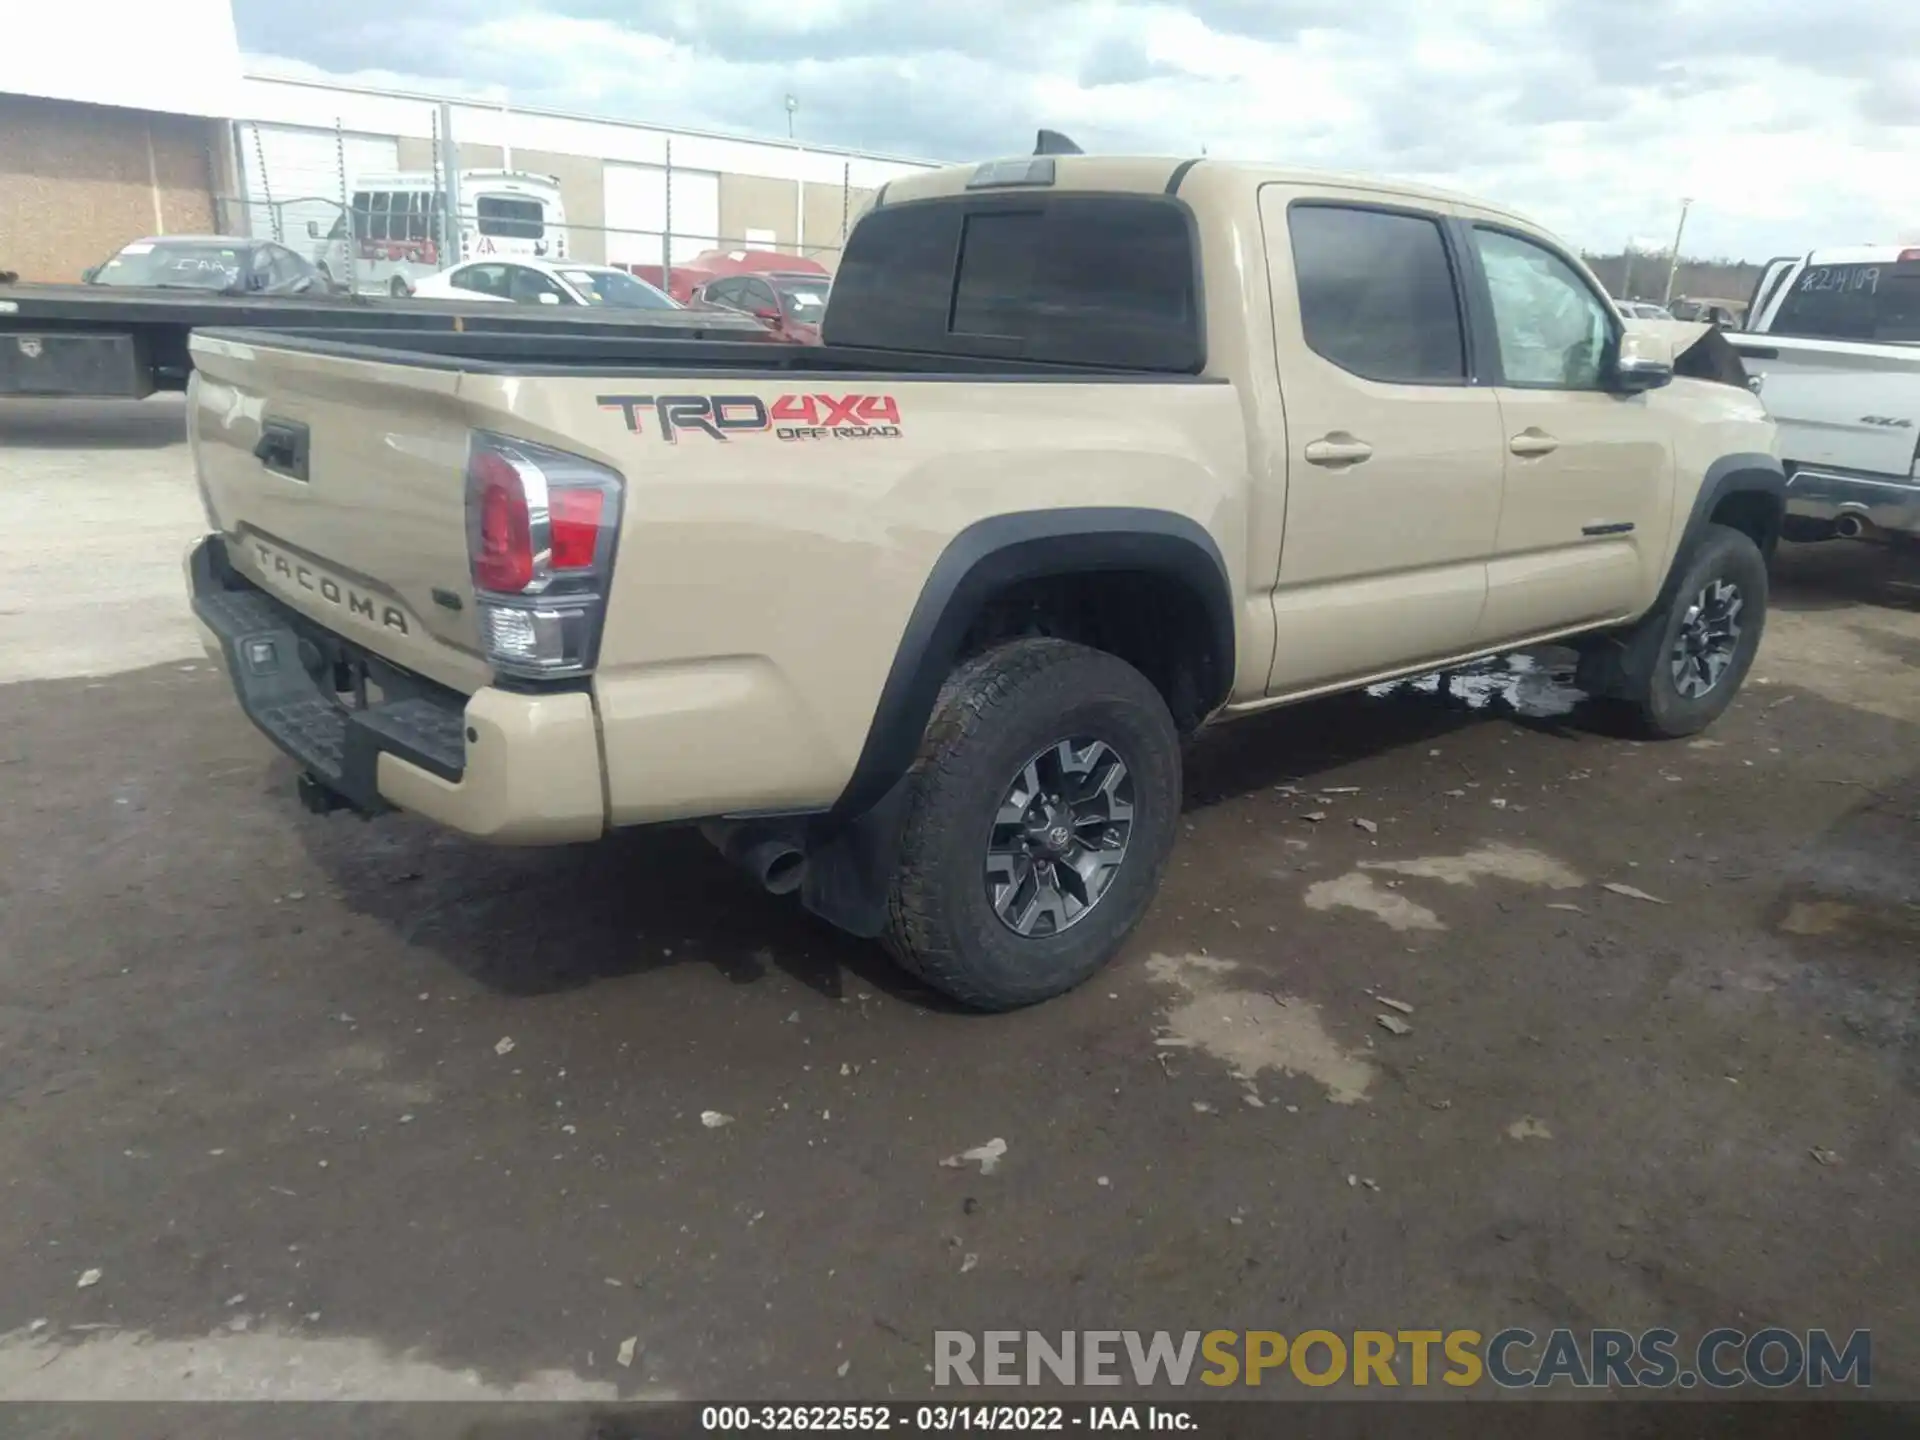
xmin=0 ymin=285 xmax=772 ymax=397
xmin=189 ymin=325 xmax=1218 ymax=378
xmin=0 ymin=282 xmax=766 ymax=335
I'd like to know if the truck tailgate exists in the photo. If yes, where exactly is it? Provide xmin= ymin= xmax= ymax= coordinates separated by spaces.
xmin=1729 ymin=332 xmax=1920 ymax=479
xmin=189 ymin=333 xmax=490 ymax=693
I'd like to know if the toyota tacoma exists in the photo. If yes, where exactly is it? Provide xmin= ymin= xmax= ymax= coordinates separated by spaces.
xmin=184 ymin=146 xmax=1783 ymax=1010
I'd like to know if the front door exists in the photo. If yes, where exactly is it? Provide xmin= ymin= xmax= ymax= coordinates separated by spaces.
xmin=1464 ymin=223 xmax=1675 ymax=642
xmin=1258 ymin=187 xmax=1507 ymax=693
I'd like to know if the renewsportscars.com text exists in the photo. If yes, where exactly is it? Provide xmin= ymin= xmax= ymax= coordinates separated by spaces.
xmin=933 ymin=1328 xmax=1871 ymax=1390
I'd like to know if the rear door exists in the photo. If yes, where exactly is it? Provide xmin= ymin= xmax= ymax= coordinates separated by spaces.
xmin=1463 ymin=221 xmax=1675 ymax=641
xmin=1258 ymin=188 xmax=1506 ymax=692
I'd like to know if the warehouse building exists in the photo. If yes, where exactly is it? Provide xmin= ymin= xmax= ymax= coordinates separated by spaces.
xmin=1 ymin=0 xmax=936 ymax=283
xmin=226 ymin=72 xmax=938 ymax=272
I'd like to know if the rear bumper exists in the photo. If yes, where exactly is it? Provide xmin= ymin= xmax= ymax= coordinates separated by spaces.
xmin=188 ymin=535 xmax=605 ymax=844
xmin=1784 ymin=467 xmax=1920 ymax=538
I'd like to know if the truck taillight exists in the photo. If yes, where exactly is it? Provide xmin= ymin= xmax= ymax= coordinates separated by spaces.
xmin=465 ymin=432 xmax=623 ymax=679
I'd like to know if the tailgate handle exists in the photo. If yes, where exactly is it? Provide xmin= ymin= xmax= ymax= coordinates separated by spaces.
xmin=254 ymin=419 xmax=310 ymax=482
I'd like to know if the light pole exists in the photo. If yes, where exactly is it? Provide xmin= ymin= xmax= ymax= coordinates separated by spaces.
xmin=1662 ymin=197 xmax=1694 ymax=308
xmin=1620 ymin=238 xmax=1636 ymax=302
xmin=784 ymin=94 xmax=799 ymax=140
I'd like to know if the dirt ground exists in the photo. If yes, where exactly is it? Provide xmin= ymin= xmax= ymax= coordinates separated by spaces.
xmin=0 ymin=399 xmax=1916 ymax=1405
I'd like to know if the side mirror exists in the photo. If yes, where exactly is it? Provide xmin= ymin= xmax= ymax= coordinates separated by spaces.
xmin=307 ymin=221 xmax=321 ymax=238
xmin=536 ymin=291 xmax=560 ymax=305
xmin=753 ymin=305 xmax=782 ymax=322
xmin=1612 ymin=329 xmax=1674 ymax=393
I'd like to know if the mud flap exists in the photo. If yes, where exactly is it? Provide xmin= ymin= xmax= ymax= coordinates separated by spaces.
xmin=799 ymin=777 xmax=913 ymax=938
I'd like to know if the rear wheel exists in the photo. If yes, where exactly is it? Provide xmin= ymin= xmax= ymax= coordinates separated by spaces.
xmin=883 ymin=638 xmax=1181 ymax=1011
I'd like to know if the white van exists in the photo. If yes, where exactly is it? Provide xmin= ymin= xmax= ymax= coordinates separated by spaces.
xmin=310 ymin=169 xmax=569 ymax=296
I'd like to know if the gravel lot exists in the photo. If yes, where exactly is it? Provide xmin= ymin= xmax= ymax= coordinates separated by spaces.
xmin=1 ymin=398 xmax=1916 ymax=1406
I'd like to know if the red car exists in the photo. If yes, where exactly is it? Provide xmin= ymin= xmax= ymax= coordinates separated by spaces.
xmin=689 ymin=270 xmax=829 ymax=344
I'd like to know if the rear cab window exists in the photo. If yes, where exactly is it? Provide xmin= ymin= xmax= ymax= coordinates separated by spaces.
xmin=1286 ymin=203 xmax=1467 ymax=383
xmin=824 ymin=192 xmax=1202 ymax=371
xmin=1770 ymin=261 xmax=1920 ymax=343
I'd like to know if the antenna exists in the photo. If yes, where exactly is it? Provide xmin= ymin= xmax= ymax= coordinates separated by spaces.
xmin=1034 ymin=129 xmax=1084 ymax=156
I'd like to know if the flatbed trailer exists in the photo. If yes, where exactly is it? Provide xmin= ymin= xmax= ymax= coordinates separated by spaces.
xmin=0 ymin=285 xmax=772 ymax=399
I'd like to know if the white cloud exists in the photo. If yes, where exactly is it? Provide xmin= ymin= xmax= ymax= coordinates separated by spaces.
xmin=234 ymin=0 xmax=1920 ymax=258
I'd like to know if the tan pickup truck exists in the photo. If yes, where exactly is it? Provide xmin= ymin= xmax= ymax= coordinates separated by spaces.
xmin=184 ymin=150 xmax=1783 ymax=1010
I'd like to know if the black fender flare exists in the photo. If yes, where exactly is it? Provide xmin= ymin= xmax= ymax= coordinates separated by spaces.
xmin=1579 ymin=451 xmax=1785 ymax=698
xmin=1670 ymin=453 xmax=1786 ymax=581
xmin=799 ymin=507 xmax=1234 ymax=938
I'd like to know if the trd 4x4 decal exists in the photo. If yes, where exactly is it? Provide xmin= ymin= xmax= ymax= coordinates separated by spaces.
xmin=597 ymin=392 xmax=903 ymax=443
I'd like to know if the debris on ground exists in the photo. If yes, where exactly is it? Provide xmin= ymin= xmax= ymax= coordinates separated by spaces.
xmin=1303 ymin=812 xmax=1328 ymax=823
xmin=837 ymin=1360 xmax=851 ymax=1378
xmin=1491 ymin=798 xmax=1510 ymax=810
xmin=617 ymin=1336 xmax=638 ymax=1368
xmin=28 ymin=1319 xmax=48 ymax=1334
xmin=1507 ymin=1117 xmax=1553 ymax=1141
xmin=1323 ymin=786 xmax=1362 ymax=796
xmin=1192 ymin=1101 xmax=1215 ymax=1114
xmin=940 ymin=1138 xmax=1008 ymax=1175
xmin=1377 ymin=997 xmax=1414 ymax=1015
xmin=494 ymin=1037 xmax=516 ymax=1056
xmin=1811 ymin=1147 xmax=1840 ymax=1166
xmin=1547 ymin=903 xmax=1585 ymax=914
xmin=1360 ymin=1177 xmax=1380 ymax=1192
xmin=960 ymin=1253 xmax=979 ymax=1274
xmin=1377 ymin=1015 xmax=1413 ymax=1036
xmin=700 ymin=1110 xmax=735 ymax=1129
xmin=1355 ymin=818 xmax=1379 ymax=834
xmin=1603 ymin=882 xmax=1669 ymax=905
xmin=76 ymin=1269 xmax=101 ymax=1289
xmin=1097 ymin=1176 xmax=1111 ymax=1187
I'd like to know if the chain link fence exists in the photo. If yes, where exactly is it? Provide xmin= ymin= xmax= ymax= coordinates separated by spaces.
xmin=216 ymin=129 xmax=869 ymax=297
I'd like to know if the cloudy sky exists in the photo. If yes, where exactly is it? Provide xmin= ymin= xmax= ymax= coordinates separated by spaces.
xmin=231 ymin=0 xmax=1919 ymax=261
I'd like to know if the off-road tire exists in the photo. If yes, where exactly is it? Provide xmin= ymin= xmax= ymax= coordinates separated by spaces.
xmin=1612 ymin=523 xmax=1769 ymax=737
xmin=883 ymin=638 xmax=1181 ymax=1011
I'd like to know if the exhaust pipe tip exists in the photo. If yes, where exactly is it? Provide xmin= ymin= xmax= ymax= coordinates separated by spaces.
xmin=1834 ymin=513 xmax=1867 ymax=540
xmin=741 ymin=838 xmax=808 ymax=896
xmin=701 ymin=822 xmax=808 ymax=896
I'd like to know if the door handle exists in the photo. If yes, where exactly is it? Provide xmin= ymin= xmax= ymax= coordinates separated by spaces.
xmin=1304 ymin=434 xmax=1373 ymax=466
xmin=1509 ymin=429 xmax=1559 ymax=458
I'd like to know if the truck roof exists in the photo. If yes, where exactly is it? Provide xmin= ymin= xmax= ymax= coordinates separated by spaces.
xmin=879 ymin=154 xmax=1539 ymax=228
xmin=1801 ymin=244 xmax=1920 ymax=265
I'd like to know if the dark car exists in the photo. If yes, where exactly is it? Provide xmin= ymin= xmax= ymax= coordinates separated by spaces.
xmin=84 ymin=236 xmax=346 ymax=297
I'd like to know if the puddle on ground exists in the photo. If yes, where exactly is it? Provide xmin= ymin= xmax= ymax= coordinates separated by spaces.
xmin=1366 ymin=651 xmax=1585 ymax=719
xmin=1304 ymin=872 xmax=1445 ymax=931
xmin=0 ymin=1326 xmax=648 ymax=1401
xmin=1305 ymin=844 xmax=1585 ymax=931
xmin=1146 ymin=953 xmax=1376 ymax=1105
xmin=1361 ymin=843 xmax=1586 ymax=890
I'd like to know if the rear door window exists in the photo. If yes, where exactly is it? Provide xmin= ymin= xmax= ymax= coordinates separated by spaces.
xmin=1771 ymin=263 xmax=1920 ymax=343
xmin=1288 ymin=204 xmax=1466 ymax=384
xmin=825 ymin=194 xmax=1202 ymax=371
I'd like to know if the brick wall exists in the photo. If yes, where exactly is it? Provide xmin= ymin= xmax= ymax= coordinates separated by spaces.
xmin=0 ymin=94 xmax=220 ymax=282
